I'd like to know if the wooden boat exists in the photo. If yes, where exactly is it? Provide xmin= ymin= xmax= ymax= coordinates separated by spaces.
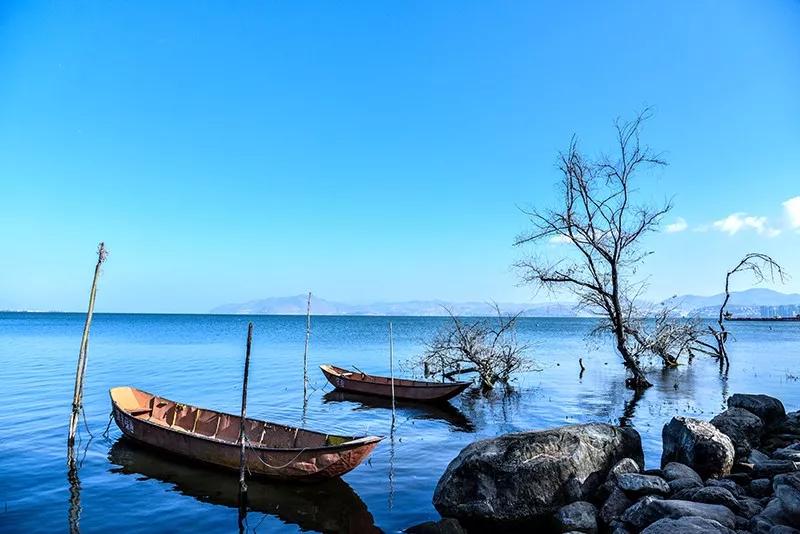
xmin=109 ymin=386 xmax=382 ymax=482
xmin=320 ymin=364 xmax=470 ymax=403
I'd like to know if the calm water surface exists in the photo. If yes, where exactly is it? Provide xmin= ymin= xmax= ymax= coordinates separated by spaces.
xmin=1 ymin=313 xmax=798 ymax=533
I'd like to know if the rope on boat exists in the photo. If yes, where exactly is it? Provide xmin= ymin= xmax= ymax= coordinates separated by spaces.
xmin=101 ymin=410 xmax=114 ymax=440
xmin=80 ymin=406 xmax=94 ymax=438
xmin=243 ymin=436 xmax=309 ymax=470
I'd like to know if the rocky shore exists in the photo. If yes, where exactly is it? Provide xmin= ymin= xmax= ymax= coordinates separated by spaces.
xmin=408 ymin=393 xmax=800 ymax=533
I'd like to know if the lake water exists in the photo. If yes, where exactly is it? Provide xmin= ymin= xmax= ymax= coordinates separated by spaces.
xmin=1 ymin=313 xmax=798 ymax=533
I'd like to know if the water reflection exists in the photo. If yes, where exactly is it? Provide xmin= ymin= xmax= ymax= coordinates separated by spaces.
xmin=66 ymin=446 xmax=82 ymax=534
xmin=108 ymin=438 xmax=380 ymax=534
xmin=322 ymin=391 xmax=475 ymax=433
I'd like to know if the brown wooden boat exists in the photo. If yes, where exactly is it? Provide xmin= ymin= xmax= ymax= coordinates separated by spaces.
xmin=109 ymin=386 xmax=382 ymax=482
xmin=320 ymin=364 xmax=470 ymax=403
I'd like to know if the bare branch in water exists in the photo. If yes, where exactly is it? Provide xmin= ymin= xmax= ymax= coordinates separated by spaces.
xmin=414 ymin=304 xmax=537 ymax=390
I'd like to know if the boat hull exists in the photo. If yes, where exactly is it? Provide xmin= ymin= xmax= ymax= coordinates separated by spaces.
xmin=110 ymin=388 xmax=380 ymax=482
xmin=320 ymin=365 xmax=470 ymax=403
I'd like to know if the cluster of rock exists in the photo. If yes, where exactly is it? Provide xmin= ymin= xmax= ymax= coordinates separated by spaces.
xmin=410 ymin=393 xmax=800 ymax=533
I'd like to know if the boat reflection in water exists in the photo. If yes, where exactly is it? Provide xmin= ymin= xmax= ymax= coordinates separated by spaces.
xmin=322 ymin=391 xmax=475 ymax=433
xmin=108 ymin=438 xmax=381 ymax=534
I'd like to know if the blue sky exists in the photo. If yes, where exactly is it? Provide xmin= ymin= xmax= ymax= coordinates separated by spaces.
xmin=1 ymin=2 xmax=799 ymax=312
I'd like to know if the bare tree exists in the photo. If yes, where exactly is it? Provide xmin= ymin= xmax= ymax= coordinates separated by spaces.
xmin=417 ymin=305 xmax=534 ymax=390
xmin=694 ymin=253 xmax=787 ymax=371
xmin=515 ymin=110 xmax=670 ymax=390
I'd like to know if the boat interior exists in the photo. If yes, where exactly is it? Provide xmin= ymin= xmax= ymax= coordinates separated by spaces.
xmin=322 ymin=364 xmax=467 ymax=387
xmin=111 ymin=386 xmax=354 ymax=449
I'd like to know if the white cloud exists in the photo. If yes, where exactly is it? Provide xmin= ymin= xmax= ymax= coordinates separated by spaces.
xmin=664 ymin=217 xmax=688 ymax=233
xmin=783 ymin=196 xmax=800 ymax=230
xmin=712 ymin=212 xmax=781 ymax=237
xmin=549 ymin=234 xmax=572 ymax=244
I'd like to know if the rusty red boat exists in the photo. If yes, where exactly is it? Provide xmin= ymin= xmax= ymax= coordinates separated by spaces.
xmin=109 ymin=386 xmax=382 ymax=481
xmin=320 ymin=364 xmax=470 ymax=403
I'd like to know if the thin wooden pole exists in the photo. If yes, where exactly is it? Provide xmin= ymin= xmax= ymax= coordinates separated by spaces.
xmin=68 ymin=242 xmax=107 ymax=446
xmin=389 ymin=322 xmax=396 ymax=424
xmin=303 ymin=292 xmax=312 ymax=400
xmin=239 ymin=322 xmax=254 ymax=493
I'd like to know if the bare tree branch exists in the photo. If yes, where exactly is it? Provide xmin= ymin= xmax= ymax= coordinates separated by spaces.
xmin=515 ymin=110 xmax=669 ymax=390
xmin=415 ymin=305 xmax=536 ymax=390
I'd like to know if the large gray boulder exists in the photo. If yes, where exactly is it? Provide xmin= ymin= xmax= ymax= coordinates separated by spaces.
xmin=710 ymin=407 xmax=764 ymax=459
xmin=728 ymin=394 xmax=786 ymax=426
xmin=661 ymin=417 xmax=735 ymax=480
xmin=432 ymin=423 xmax=643 ymax=525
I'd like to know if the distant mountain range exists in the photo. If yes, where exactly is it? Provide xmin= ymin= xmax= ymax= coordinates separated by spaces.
xmin=211 ymin=288 xmax=800 ymax=317
xmin=210 ymin=295 xmax=583 ymax=317
xmin=666 ymin=288 xmax=800 ymax=318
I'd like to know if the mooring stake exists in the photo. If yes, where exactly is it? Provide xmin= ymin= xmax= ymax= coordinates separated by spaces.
xmin=68 ymin=242 xmax=107 ymax=447
xmin=239 ymin=322 xmax=254 ymax=494
xmin=303 ymin=292 xmax=312 ymax=401
xmin=389 ymin=322 xmax=396 ymax=424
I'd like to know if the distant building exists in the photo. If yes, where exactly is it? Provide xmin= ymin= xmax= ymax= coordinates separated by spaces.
xmin=758 ymin=304 xmax=800 ymax=318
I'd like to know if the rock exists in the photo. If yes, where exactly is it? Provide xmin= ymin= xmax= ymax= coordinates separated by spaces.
xmin=643 ymin=468 xmax=665 ymax=478
xmin=608 ymin=519 xmax=631 ymax=534
xmin=596 ymin=479 xmax=618 ymax=502
xmin=662 ymin=417 xmax=736 ymax=480
xmin=616 ymin=473 xmax=671 ymax=497
xmin=711 ymin=407 xmax=765 ymax=459
xmin=751 ymin=478 xmax=774 ymax=498
xmin=725 ymin=473 xmax=752 ymax=485
xmin=556 ymin=501 xmax=598 ymax=533
xmin=707 ymin=478 xmax=746 ymax=498
xmin=405 ymin=518 xmax=467 ymax=534
xmin=773 ymin=447 xmax=800 ymax=462
xmin=728 ymin=394 xmax=786 ymax=427
xmin=671 ymin=487 xmax=701 ymax=500
xmin=641 ymin=516 xmax=736 ymax=533
xmin=750 ymin=450 xmax=772 ymax=464
xmin=432 ymin=423 xmax=643 ymax=525
xmin=753 ymin=497 xmax=796 ymax=529
xmin=669 ymin=477 xmax=703 ymax=494
xmin=609 ymin=458 xmax=641 ymax=481
xmin=621 ymin=497 xmax=736 ymax=530
xmin=734 ymin=515 xmax=751 ymax=530
xmin=738 ymin=496 xmax=765 ymax=519
xmin=691 ymin=486 xmax=741 ymax=512
xmin=753 ymin=460 xmax=798 ymax=478
xmin=600 ymin=487 xmax=633 ymax=525
xmin=773 ymin=472 xmax=800 ymax=524
xmin=768 ymin=526 xmax=800 ymax=534
xmin=662 ymin=462 xmax=703 ymax=484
